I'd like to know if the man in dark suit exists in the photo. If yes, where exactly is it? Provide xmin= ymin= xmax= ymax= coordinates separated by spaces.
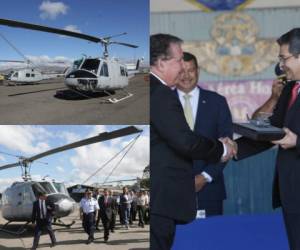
xmin=98 ymin=188 xmax=114 ymax=242
xmin=150 ymin=33 xmax=237 ymax=250
xmin=108 ymin=190 xmax=117 ymax=233
xmin=236 ymin=28 xmax=300 ymax=250
xmin=31 ymin=192 xmax=56 ymax=250
xmin=176 ymin=52 xmax=233 ymax=217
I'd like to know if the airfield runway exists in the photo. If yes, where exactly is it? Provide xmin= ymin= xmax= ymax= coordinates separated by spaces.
xmin=0 ymin=74 xmax=149 ymax=124
xmin=0 ymin=208 xmax=149 ymax=250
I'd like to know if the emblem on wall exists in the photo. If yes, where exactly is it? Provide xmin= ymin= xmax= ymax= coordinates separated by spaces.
xmin=186 ymin=0 xmax=253 ymax=11
xmin=183 ymin=12 xmax=278 ymax=76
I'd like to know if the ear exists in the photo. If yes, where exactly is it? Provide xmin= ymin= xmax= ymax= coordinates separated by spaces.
xmin=157 ymin=58 xmax=165 ymax=73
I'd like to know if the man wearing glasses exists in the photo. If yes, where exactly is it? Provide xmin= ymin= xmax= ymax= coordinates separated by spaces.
xmin=236 ymin=28 xmax=300 ymax=250
xmin=150 ymin=33 xmax=237 ymax=250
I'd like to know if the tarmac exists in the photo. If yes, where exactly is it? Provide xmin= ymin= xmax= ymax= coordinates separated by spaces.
xmin=0 ymin=208 xmax=149 ymax=250
xmin=0 ymin=74 xmax=149 ymax=124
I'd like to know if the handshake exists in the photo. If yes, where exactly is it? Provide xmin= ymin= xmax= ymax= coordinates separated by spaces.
xmin=219 ymin=137 xmax=238 ymax=162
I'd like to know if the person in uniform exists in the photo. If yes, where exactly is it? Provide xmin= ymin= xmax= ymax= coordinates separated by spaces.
xmin=80 ymin=189 xmax=99 ymax=244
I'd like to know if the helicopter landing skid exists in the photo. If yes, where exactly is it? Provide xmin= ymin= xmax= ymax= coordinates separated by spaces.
xmin=0 ymin=221 xmax=30 ymax=235
xmin=52 ymin=218 xmax=76 ymax=228
xmin=103 ymin=89 xmax=133 ymax=104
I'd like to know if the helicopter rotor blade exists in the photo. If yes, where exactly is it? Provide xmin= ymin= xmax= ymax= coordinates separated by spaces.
xmin=109 ymin=41 xmax=138 ymax=48
xmin=27 ymin=126 xmax=141 ymax=162
xmin=0 ymin=162 xmax=20 ymax=171
xmin=0 ymin=150 xmax=21 ymax=158
xmin=0 ymin=18 xmax=102 ymax=44
xmin=0 ymin=60 xmax=25 ymax=63
xmin=103 ymin=32 xmax=127 ymax=41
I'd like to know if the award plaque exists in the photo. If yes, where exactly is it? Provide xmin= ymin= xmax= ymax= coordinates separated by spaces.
xmin=233 ymin=122 xmax=285 ymax=141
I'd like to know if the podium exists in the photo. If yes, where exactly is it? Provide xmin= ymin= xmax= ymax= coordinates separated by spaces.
xmin=173 ymin=213 xmax=289 ymax=250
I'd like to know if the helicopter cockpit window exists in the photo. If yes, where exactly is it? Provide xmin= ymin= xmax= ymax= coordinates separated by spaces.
xmin=31 ymin=74 xmax=35 ymax=77
xmin=26 ymin=73 xmax=30 ymax=77
xmin=53 ymin=182 xmax=68 ymax=195
xmin=13 ymin=72 xmax=18 ymax=78
xmin=73 ymin=58 xmax=84 ymax=70
xmin=80 ymin=59 xmax=100 ymax=74
xmin=100 ymin=63 xmax=109 ymax=77
xmin=31 ymin=183 xmax=47 ymax=198
xmin=38 ymin=182 xmax=56 ymax=194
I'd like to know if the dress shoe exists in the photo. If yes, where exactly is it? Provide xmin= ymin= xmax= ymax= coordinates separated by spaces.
xmin=50 ymin=242 xmax=56 ymax=248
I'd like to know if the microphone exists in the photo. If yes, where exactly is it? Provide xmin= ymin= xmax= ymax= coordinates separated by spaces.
xmin=274 ymin=63 xmax=287 ymax=85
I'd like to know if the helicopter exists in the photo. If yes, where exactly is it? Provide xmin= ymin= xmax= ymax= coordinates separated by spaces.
xmin=0 ymin=125 xmax=141 ymax=235
xmin=0 ymin=18 xmax=139 ymax=103
xmin=0 ymin=33 xmax=68 ymax=85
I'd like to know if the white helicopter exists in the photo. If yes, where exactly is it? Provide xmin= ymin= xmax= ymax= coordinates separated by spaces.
xmin=0 ymin=126 xmax=141 ymax=235
xmin=0 ymin=18 xmax=139 ymax=103
xmin=6 ymin=67 xmax=66 ymax=85
xmin=0 ymin=33 xmax=68 ymax=85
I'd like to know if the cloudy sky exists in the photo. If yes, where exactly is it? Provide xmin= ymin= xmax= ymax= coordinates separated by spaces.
xmin=0 ymin=0 xmax=149 ymax=68
xmin=0 ymin=125 xmax=149 ymax=192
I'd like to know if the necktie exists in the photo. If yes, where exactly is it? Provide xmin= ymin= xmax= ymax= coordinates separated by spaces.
xmin=288 ymin=82 xmax=300 ymax=109
xmin=183 ymin=94 xmax=194 ymax=130
xmin=40 ymin=200 xmax=45 ymax=219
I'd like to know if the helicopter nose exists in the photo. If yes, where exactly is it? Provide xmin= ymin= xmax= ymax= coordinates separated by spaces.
xmin=65 ymin=77 xmax=77 ymax=87
xmin=47 ymin=194 xmax=75 ymax=218
xmin=55 ymin=198 xmax=75 ymax=217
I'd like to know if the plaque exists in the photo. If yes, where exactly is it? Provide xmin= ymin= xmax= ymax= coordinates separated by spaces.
xmin=233 ymin=122 xmax=285 ymax=141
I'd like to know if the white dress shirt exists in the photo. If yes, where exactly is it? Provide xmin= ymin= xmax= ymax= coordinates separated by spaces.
xmin=39 ymin=199 xmax=47 ymax=219
xmin=80 ymin=197 xmax=99 ymax=214
xmin=177 ymin=87 xmax=215 ymax=182
xmin=177 ymin=87 xmax=200 ymax=123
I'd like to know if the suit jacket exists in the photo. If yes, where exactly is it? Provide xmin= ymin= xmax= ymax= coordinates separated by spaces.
xmin=150 ymin=74 xmax=224 ymax=223
xmin=191 ymin=88 xmax=233 ymax=201
xmin=31 ymin=199 xmax=55 ymax=224
xmin=98 ymin=196 xmax=114 ymax=220
xmin=236 ymin=81 xmax=300 ymax=213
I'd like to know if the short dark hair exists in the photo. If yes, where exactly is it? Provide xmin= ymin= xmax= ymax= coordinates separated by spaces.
xmin=183 ymin=52 xmax=198 ymax=69
xmin=277 ymin=28 xmax=300 ymax=56
xmin=150 ymin=33 xmax=183 ymax=66
xmin=38 ymin=192 xmax=46 ymax=197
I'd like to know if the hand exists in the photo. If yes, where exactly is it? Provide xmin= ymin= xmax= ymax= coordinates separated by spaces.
xmin=219 ymin=137 xmax=238 ymax=162
xmin=271 ymin=79 xmax=285 ymax=100
xmin=195 ymin=174 xmax=207 ymax=192
xmin=272 ymin=128 xmax=297 ymax=149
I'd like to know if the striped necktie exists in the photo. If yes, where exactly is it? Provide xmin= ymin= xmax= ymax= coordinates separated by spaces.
xmin=183 ymin=94 xmax=194 ymax=130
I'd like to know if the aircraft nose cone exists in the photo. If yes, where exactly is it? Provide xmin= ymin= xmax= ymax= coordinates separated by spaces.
xmin=55 ymin=198 xmax=75 ymax=217
xmin=47 ymin=194 xmax=75 ymax=218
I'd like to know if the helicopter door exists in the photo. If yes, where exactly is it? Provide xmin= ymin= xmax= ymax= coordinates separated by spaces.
xmin=117 ymin=64 xmax=128 ymax=88
xmin=99 ymin=62 xmax=110 ymax=89
xmin=20 ymin=184 xmax=35 ymax=220
xmin=11 ymin=185 xmax=26 ymax=220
